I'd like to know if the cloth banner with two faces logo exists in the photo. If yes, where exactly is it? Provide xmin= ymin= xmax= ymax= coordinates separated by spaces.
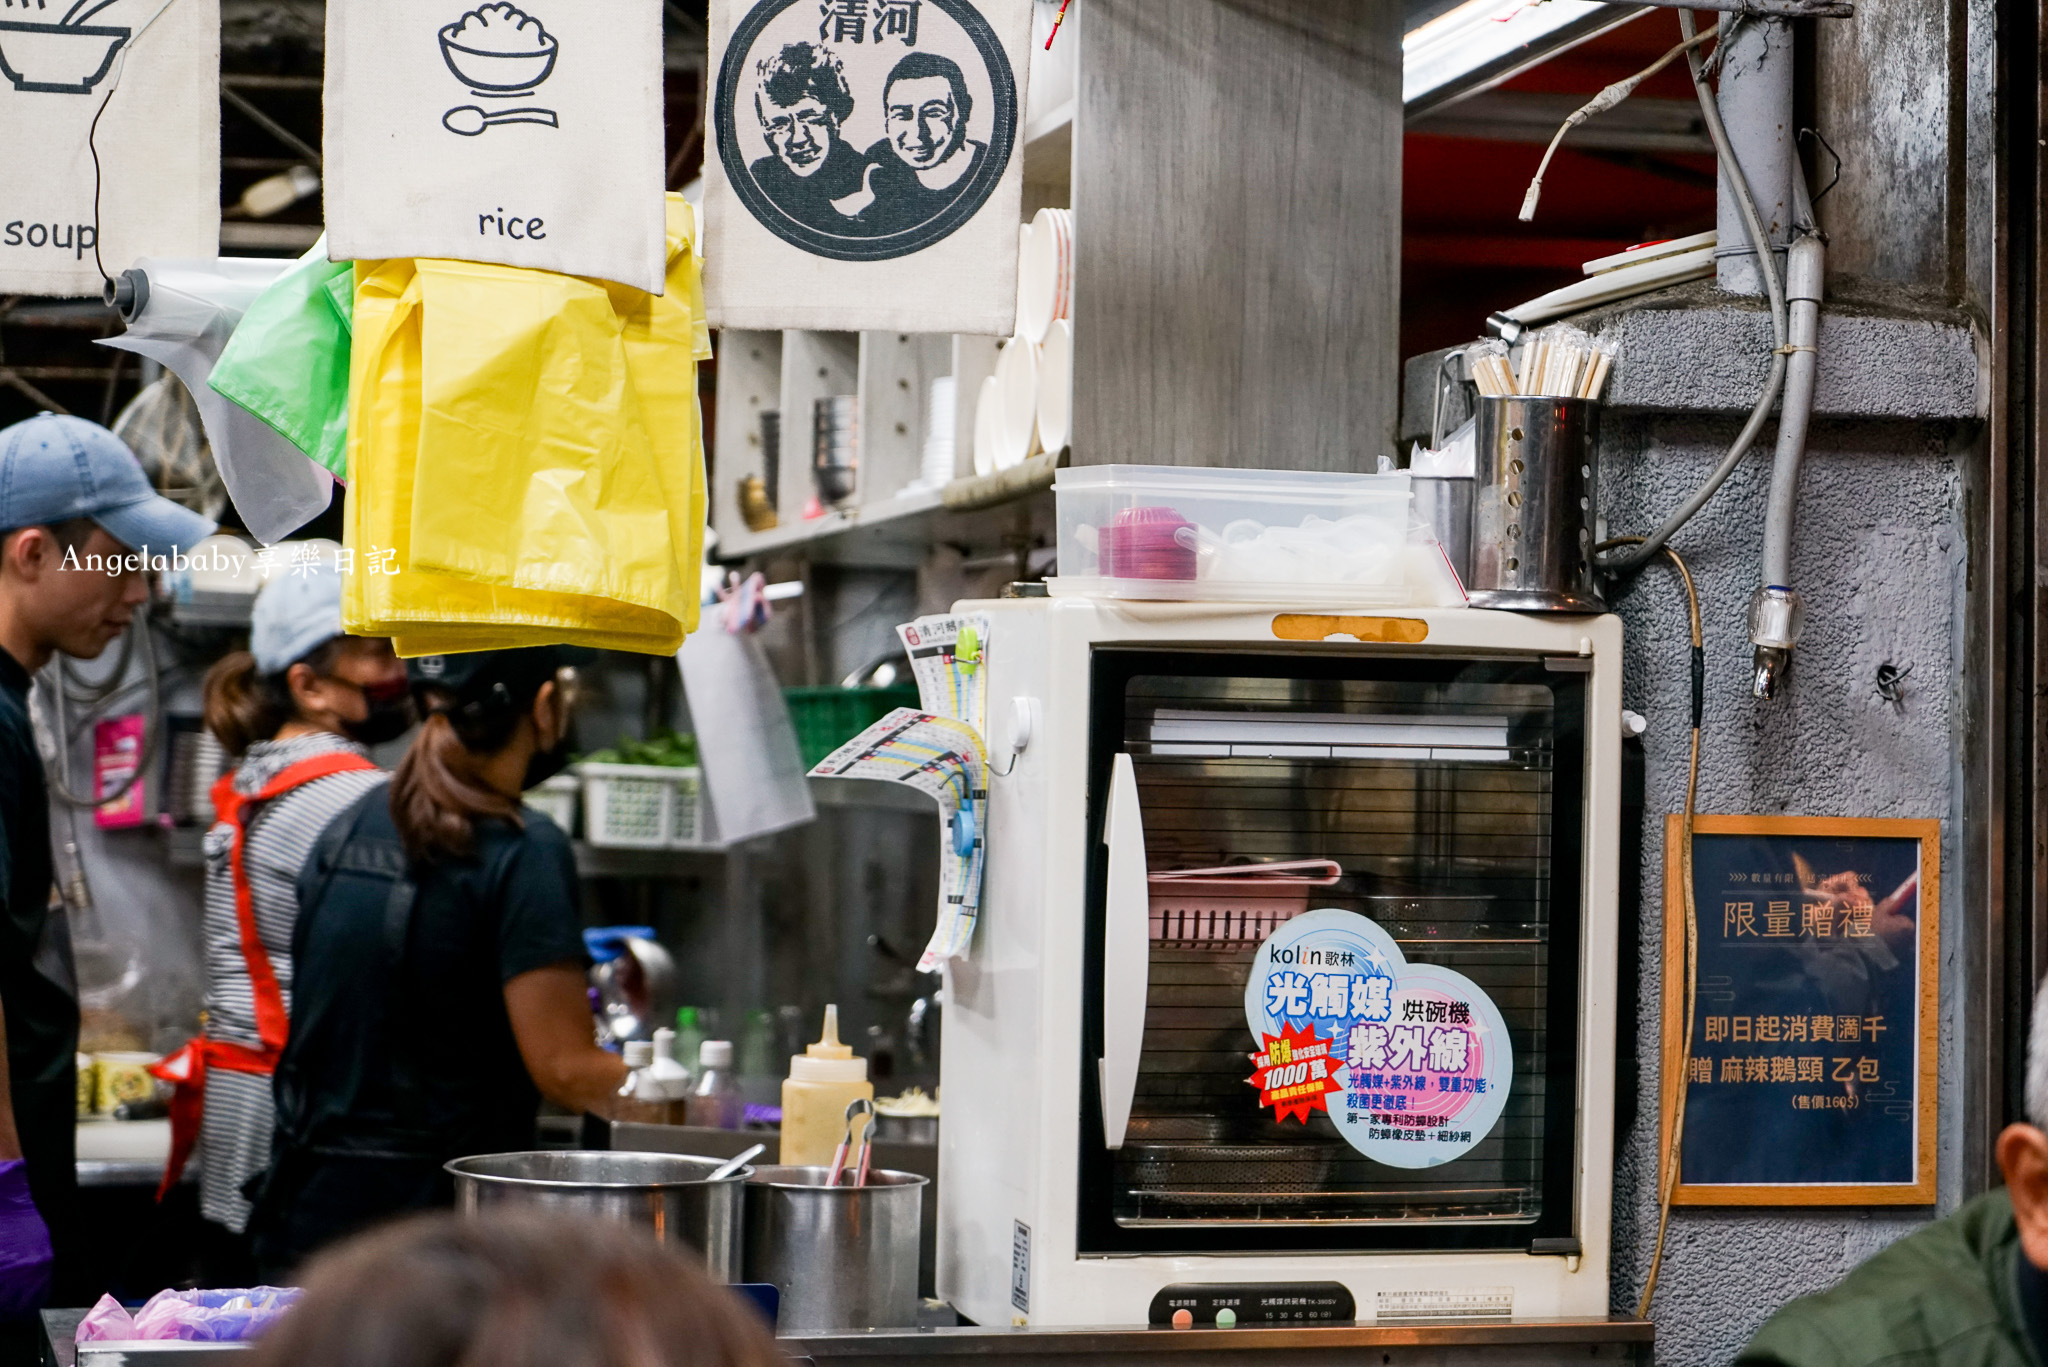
xmin=324 ymin=0 xmax=666 ymax=293
xmin=705 ymin=0 xmax=1030 ymax=334
xmin=0 ymin=0 xmax=218 ymax=297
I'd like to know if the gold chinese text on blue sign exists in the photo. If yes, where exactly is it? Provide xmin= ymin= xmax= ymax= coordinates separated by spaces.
xmin=1669 ymin=818 xmax=1937 ymax=1200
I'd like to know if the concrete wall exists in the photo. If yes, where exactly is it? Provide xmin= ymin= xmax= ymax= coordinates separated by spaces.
xmin=1599 ymin=413 xmax=1968 ymax=1362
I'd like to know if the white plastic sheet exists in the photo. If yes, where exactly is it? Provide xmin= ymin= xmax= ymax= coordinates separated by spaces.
xmin=99 ymin=259 xmax=333 ymax=545
xmin=676 ymin=626 xmax=816 ymax=845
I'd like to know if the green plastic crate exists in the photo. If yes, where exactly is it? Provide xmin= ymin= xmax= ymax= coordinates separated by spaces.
xmin=785 ymin=685 xmax=922 ymax=769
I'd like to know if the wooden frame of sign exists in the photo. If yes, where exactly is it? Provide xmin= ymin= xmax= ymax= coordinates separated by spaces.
xmin=1658 ymin=814 xmax=1940 ymax=1206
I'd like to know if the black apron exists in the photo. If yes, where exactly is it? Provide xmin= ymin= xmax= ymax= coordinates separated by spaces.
xmin=245 ymin=793 xmax=444 ymax=1279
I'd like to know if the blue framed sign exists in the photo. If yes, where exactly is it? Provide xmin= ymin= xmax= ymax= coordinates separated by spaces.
xmin=1659 ymin=815 xmax=1939 ymax=1205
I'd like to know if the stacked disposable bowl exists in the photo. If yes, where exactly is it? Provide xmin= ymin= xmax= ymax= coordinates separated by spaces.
xmin=973 ymin=209 xmax=1075 ymax=475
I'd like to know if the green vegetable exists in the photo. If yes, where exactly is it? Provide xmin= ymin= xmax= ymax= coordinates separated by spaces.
xmin=577 ymin=728 xmax=699 ymax=768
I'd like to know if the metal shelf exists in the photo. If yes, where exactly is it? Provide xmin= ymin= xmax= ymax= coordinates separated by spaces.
xmin=714 ymin=457 xmax=1059 ymax=564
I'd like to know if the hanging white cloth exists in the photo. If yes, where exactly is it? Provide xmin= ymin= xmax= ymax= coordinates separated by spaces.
xmin=703 ymin=0 xmax=1031 ymax=334
xmin=324 ymin=0 xmax=667 ymax=293
xmin=0 ymin=0 xmax=219 ymax=297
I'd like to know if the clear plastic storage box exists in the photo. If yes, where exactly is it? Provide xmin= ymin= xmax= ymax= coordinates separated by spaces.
xmin=1051 ymin=465 xmax=1414 ymax=603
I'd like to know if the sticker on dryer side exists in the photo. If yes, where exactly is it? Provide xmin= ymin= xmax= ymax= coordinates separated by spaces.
xmin=1243 ymin=908 xmax=1512 ymax=1170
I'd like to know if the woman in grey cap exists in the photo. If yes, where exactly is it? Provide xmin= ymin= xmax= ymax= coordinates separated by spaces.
xmin=246 ymin=645 xmax=626 ymax=1277
xmin=155 ymin=549 xmax=408 ymax=1280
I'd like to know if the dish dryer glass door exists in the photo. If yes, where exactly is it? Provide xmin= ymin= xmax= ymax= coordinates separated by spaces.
xmin=1079 ymin=649 xmax=1587 ymax=1256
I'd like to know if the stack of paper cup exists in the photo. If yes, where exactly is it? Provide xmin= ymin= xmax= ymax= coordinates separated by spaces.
xmin=919 ymin=376 xmax=957 ymax=489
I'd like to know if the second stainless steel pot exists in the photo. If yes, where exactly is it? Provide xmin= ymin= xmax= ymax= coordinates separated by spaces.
xmin=446 ymin=1150 xmax=748 ymax=1281
xmin=744 ymin=1165 xmax=926 ymax=1333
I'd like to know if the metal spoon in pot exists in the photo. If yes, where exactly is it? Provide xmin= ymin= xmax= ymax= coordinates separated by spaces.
xmin=708 ymin=1143 xmax=765 ymax=1182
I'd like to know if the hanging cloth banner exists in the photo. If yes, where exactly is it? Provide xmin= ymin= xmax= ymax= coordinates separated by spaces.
xmin=324 ymin=0 xmax=667 ymax=294
xmin=0 ymin=0 xmax=219 ymax=298
xmin=704 ymin=0 xmax=1030 ymax=334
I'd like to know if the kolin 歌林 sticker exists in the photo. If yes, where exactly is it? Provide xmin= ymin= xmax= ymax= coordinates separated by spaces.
xmin=1244 ymin=908 xmax=1512 ymax=1170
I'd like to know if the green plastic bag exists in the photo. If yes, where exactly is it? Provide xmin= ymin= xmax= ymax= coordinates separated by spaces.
xmin=209 ymin=238 xmax=354 ymax=479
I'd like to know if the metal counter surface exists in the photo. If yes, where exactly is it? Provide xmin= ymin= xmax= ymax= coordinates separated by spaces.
xmin=46 ymin=1308 xmax=1652 ymax=1366
xmin=42 ymin=1310 xmax=253 ymax=1367
xmin=781 ymin=1319 xmax=1653 ymax=1365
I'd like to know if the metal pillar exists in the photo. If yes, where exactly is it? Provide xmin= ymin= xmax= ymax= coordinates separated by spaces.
xmin=1714 ymin=17 xmax=1794 ymax=296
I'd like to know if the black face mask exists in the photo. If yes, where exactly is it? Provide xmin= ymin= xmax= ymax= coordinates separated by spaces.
xmin=521 ymin=717 xmax=577 ymax=791
xmin=340 ymin=677 xmax=416 ymax=747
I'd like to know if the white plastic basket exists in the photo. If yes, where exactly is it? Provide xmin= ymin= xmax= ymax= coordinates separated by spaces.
xmin=577 ymin=763 xmax=706 ymax=849
xmin=524 ymin=774 xmax=581 ymax=835
xmin=668 ymin=768 xmax=705 ymax=847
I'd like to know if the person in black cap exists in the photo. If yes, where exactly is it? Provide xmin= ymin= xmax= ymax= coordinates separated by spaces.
xmin=245 ymin=646 xmax=627 ymax=1278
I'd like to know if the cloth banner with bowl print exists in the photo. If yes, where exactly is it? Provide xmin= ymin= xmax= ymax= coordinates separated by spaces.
xmin=705 ymin=0 xmax=1030 ymax=334
xmin=0 ymin=0 xmax=218 ymax=297
xmin=324 ymin=0 xmax=666 ymax=293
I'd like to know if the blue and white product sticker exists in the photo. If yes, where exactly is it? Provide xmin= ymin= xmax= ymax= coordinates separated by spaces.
xmin=1243 ymin=908 xmax=1512 ymax=1169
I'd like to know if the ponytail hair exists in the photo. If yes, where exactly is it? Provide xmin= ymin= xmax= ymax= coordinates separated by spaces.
xmin=389 ymin=682 xmax=536 ymax=863
xmin=203 ymin=639 xmax=347 ymax=757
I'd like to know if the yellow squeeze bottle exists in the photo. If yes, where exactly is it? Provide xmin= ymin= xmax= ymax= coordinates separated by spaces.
xmin=779 ymin=1005 xmax=873 ymax=1166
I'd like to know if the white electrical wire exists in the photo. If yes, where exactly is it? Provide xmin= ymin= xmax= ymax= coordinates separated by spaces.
xmin=1518 ymin=22 xmax=1721 ymax=223
xmin=1596 ymin=9 xmax=1790 ymax=577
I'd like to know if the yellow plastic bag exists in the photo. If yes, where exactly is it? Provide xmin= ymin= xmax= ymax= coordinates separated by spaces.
xmin=344 ymin=197 xmax=711 ymax=655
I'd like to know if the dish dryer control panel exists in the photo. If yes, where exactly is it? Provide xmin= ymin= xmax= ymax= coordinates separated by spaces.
xmin=935 ymin=599 xmax=1623 ymax=1328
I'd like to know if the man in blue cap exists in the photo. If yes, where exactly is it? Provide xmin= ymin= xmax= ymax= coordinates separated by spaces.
xmin=0 ymin=414 xmax=212 ymax=1329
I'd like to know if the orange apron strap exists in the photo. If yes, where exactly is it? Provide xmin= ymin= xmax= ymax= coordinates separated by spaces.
xmin=150 ymin=1038 xmax=285 ymax=1202
xmin=218 ymin=751 xmax=379 ymax=1055
xmin=157 ymin=751 xmax=380 ymax=1202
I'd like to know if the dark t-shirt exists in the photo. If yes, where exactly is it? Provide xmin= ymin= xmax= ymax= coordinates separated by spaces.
xmin=0 ymin=647 xmax=76 ymax=1217
xmin=748 ymin=138 xmax=870 ymax=236
xmin=278 ymin=790 xmax=586 ymax=1161
xmin=856 ymin=138 xmax=987 ymax=237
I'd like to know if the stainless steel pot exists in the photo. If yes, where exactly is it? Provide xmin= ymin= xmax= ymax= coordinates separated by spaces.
xmin=743 ymin=1165 xmax=926 ymax=1333
xmin=445 ymin=1150 xmax=749 ymax=1281
xmin=870 ymin=1113 xmax=938 ymax=1145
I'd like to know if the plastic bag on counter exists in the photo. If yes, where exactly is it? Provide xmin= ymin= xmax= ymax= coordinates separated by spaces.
xmin=343 ymin=194 xmax=710 ymax=656
xmin=76 ymin=1287 xmax=301 ymax=1343
xmin=209 ymin=238 xmax=356 ymax=480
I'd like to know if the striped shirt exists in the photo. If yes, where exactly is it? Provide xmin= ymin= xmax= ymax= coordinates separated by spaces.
xmin=198 ymin=732 xmax=387 ymax=1232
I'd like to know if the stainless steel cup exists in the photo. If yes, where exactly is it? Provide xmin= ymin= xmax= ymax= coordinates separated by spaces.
xmin=445 ymin=1151 xmax=748 ymax=1281
xmin=743 ymin=1165 xmax=926 ymax=1332
xmin=1469 ymin=396 xmax=1604 ymax=612
xmin=1411 ymin=475 xmax=1474 ymax=588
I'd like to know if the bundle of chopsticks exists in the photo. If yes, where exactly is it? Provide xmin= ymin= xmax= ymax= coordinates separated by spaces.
xmin=1469 ymin=337 xmax=1613 ymax=401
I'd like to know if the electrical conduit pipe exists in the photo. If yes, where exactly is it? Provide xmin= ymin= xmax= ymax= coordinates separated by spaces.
xmin=1748 ymin=162 xmax=1824 ymax=701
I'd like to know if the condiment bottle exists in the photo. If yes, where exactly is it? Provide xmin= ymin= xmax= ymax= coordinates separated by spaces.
xmin=644 ymin=1027 xmax=694 ymax=1122
xmin=687 ymin=1040 xmax=745 ymax=1129
xmin=779 ymin=1004 xmax=873 ymax=1165
xmin=614 ymin=1040 xmax=670 ymax=1125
